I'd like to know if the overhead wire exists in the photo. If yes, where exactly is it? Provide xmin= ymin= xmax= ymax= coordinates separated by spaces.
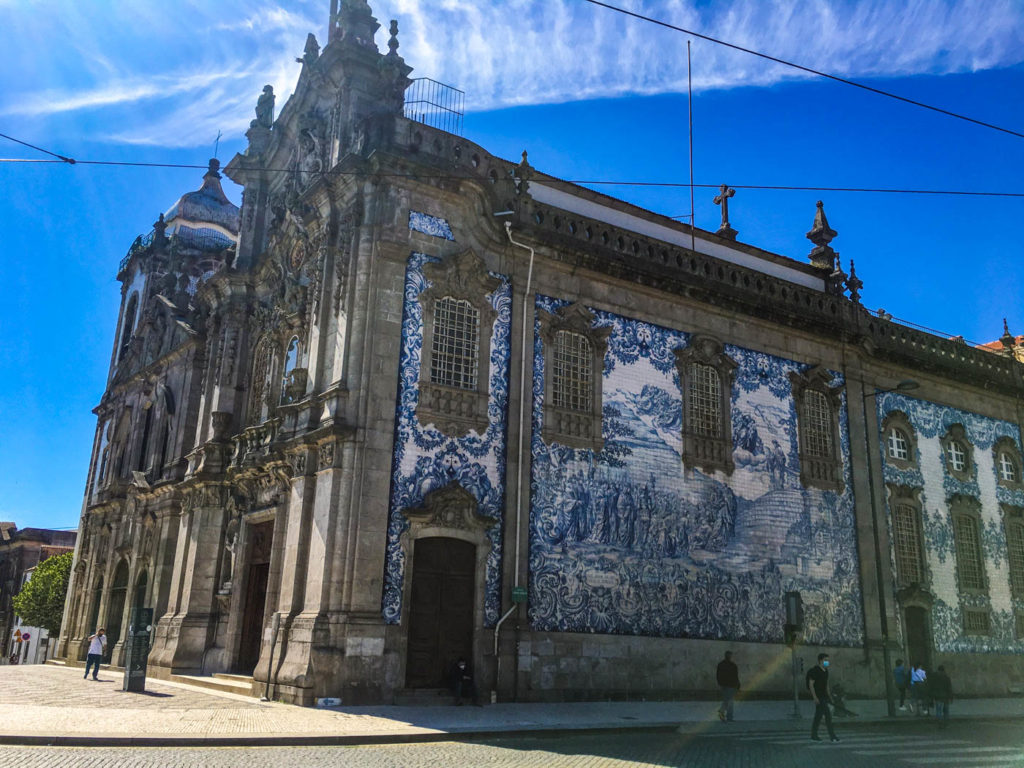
xmin=0 ymin=149 xmax=1022 ymax=199
xmin=579 ymin=0 xmax=1024 ymax=141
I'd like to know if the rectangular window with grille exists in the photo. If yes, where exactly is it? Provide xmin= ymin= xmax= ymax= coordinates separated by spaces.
xmin=552 ymin=331 xmax=592 ymax=412
xmin=1006 ymin=519 xmax=1024 ymax=599
xmin=963 ymin=608 xmax=991 ymax=635
xmin=803 ymin=390 xmax=833 ymax=459
xmin=893 ymin=503 xmax=923 ymax=585
xmin=689 ymin=363 xmax=721 ymax=438
xmin=954 ymin=514 xmax=985 ymax=592
xmin=430 ymin=297 xmax=480 ymax=390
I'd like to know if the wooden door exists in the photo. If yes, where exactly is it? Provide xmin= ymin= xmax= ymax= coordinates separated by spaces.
xmin=904 ymin=606 xmax=932 ymax=670
xmin=237 ymin=521 xmax=273 ymax=674
xmin=405 ymin=538 xmax=475 ymax=688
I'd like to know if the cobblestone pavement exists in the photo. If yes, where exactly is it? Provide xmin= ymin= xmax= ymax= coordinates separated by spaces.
xmin=0 ymin=722 xmax=1021 ymax=767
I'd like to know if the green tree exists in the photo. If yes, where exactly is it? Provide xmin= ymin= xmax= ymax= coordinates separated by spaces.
xmin=12 ymin=551 xmax=74 ymax=635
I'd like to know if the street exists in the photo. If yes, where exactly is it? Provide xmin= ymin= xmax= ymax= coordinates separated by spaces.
xmin=1 ymin=721 xmax=1021 ymax=767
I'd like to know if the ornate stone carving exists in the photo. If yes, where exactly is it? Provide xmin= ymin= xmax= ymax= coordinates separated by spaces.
xmin=806 ymin=200 xmax=838 ymax=271
xmin=318 ymin=441 xmax=337 ymax=471
xmin=402 ymin=482 xmax=497 ymax=532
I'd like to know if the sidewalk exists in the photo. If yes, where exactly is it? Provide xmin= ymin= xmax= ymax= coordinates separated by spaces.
xmin=2 ymin=665 xmax=1021 ymax=747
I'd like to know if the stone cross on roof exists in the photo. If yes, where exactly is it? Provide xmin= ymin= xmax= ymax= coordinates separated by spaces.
xmin=713 ymin=184 xmax=737 ymax=240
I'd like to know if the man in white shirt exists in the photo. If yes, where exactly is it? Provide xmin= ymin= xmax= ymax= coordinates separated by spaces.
xmin=84 ymin=629 xmax=106 ymax=680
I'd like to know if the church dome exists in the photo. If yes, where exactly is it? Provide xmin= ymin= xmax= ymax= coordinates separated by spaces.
xmin=162 ymin=158 xmax=240 ymax=251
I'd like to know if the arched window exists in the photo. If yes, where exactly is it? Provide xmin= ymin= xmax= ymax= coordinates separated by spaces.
xmin=247 ymin=336 xmax=275 ymax=425
xmin=552 ymin=331 xmax=593 ymax=412
xmin=940 ymin=424 xmax=973 ymax=481
xmin=892 ymin=502 xmax=924 ymax=585
xmin=280 ymin=335 xmax=301 ymax=404
xmin=1004 ymin=506 xmax=1024 ymax=601
xmin=674 ymin=336 xmax=737 ymax=475
xmin=430 ymin=296 xmax=480 ymax=391
xmin=688 ymin=363 xmax=722 ymax=438
xmin=888 ymin=428 xmax=910 ymax=461
xmin=952 ymin=501 xmax=986 ymax=593
xmin=118 ymin=294 xmax=139 ymax=362
xmin=994 ymin=437 xmax=1023 ymax=489
xmin=790 ymin=367 xmax=843 ymax=491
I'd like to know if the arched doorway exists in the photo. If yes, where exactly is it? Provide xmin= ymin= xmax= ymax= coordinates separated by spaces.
xmin=406 ymin=537 xmax=475 ymax=688
xmin=904 ymin=606 xmax=932 ymax=670
xmin=237 ymin=520 xmax=274 ymax=673
xmin=105 ymin=560 xmax=129 ymax=661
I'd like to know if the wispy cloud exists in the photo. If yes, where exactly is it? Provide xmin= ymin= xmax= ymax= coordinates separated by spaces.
xmin=0 ymin=0 xmax=1021 ymax=148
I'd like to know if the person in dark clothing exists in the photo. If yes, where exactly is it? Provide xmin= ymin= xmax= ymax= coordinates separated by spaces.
xmin=893 ymin=658 xmax=909 ymax=710
xmin=449 ymin=657 xmax=480 ymax=706
xmin=716 ymin=651 xmax=740 ymax=722
xmin=806 ymin=653 xmax=839 ymax=742
xmin=930 ymin=665 xmax=953 ymax=727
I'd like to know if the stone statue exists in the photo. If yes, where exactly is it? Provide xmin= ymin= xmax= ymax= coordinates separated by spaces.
xmin=253 ymin=85 xmax=275 ymax=129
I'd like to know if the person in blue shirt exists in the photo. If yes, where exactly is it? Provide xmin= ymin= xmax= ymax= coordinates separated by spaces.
xmin=893 ymin=659 xmax=909 ymax=711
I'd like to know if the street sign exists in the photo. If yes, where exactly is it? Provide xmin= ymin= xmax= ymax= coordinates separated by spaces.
xmin=511 ymin=586 xmax=528 ymax=604
xmin=19 ymin=633 xmax=29 ymax=641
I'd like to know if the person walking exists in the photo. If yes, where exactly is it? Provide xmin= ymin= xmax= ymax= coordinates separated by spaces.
xmin=930 ymin=665 xmax=953 ymax=727
xmin=911 ymin=664 xmax=928 ymax=715
xmin=893 ymin=658 xmax=909 ymax=711
xmin=84 ymin=629 xmax=106 ymax=681
xmin=806 ymin=652 xmax=839 ymax=743
xmin=716 ymin=651 xmax=740 ymax=722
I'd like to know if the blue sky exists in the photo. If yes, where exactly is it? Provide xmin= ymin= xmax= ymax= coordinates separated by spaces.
xmin=1 ymin=0 xmax=1022 ymax=531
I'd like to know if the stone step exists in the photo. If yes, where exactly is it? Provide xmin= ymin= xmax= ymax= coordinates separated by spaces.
xmin=213 ymin=672 xmax=255 ymax=684
xmin=393 ymin=687 xmax=458 ymax=706
xmin=169 ymin=673 xmax=256 ymax=697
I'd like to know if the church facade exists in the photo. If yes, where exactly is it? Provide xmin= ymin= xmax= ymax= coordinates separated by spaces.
xmin=58 ymin=0 xmax=1024 ymax=705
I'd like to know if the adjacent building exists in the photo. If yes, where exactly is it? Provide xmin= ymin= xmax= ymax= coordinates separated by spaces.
xmin=58 ymin=0 xmax=1024 ymax=704
xmin=1 ymin=525 xmax=76 ymax=662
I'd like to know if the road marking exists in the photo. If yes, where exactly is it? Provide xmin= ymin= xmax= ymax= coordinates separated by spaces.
xmin=856 ymin=746 xmax=1018 ymax=756
xmin=764 ymin=735 xmax=957 ymax=746
xmin=900 ymin=753 xmax=1024 ymax=766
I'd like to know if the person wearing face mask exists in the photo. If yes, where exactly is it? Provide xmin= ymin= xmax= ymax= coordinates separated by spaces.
xmin=806 ymin=653 xmax=840 ymax=742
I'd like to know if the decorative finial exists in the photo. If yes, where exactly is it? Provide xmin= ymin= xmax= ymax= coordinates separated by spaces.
xmin=845 ymin=259 xmax=862 ymax=304
xmin=206 ymin=158 xmax=221 ymax=179
xmin=713 ymin=184 xmax=737 ymax=240
xmin=388 ymin=19 xmax=400 ymax=56
xmin=515 ymin=150 xmax=534 ymax=197
xmin=806 ymin=199 xmax=838 ymax=271
xmin=1001 ymin=318 xmax=1016 ymax=353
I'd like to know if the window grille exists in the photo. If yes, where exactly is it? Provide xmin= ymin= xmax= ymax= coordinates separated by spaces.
xmin=954 ymin=515 xmax=985 ymax=592
xmin=963 ymin=609 xmax=990 ymax=635
xmin=888 ymin=428 xmax=909 ymax=461
xmin=1007 ymin=519 xmax=1024 ymax=599
xmin=1000 ymin=452 xmax=1019 ymax=483
xmin=893 ymin=503 xmax=923 ymax=584
xmin=688 ymin=363 xmax=721 ymax=438
xmin=430 ymin=297 xmax=480 ymax=390
xmin=803 ymin=390 xmax=833 ymax=458
xmin=552 ymin=331 xmax=592 ymax=412
xmin=947 ymin=441 xmax=967 ymax=472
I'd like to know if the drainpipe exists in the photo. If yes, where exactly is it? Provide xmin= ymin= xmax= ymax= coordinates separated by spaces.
xmin=491 ymin=219 xmax=534 ymax=702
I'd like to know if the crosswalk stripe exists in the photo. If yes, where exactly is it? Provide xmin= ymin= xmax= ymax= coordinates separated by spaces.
xmin=900 ymin=753 xmax=1024 ymax=766
xmin=765 ymin=736 xmax=961 ymax=746
xmin=856 ymin=746 xmax=1018 ymax=756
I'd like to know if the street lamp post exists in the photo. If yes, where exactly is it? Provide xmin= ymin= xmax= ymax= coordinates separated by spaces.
xmin=862 ymin=379 xmax=918 ymax=718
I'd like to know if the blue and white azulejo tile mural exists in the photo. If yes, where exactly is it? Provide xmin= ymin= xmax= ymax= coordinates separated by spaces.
xmin=382 ymin=252 xmax=510 ymax=627
xmin=528 ymin=296 xmax=864 ymax=646
xmin=877 ymin=392 xmax=1024 ymax=654
xmin=408 ymin=210 xmax=455 ymax=241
